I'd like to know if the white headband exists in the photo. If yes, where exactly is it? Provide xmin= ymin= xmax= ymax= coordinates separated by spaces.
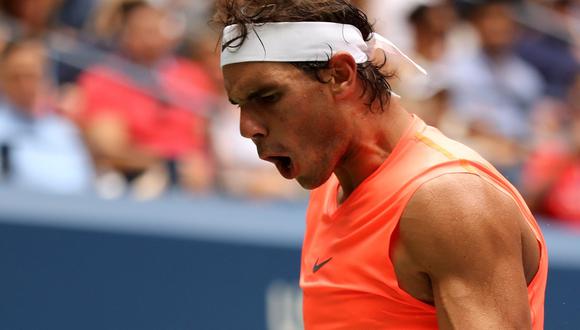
xmin=220 ymin=22 xmax=426 ymax=77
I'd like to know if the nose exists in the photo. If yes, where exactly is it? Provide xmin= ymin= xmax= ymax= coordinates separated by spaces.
xmin=239 ymin=108 xmax=267 ymax=141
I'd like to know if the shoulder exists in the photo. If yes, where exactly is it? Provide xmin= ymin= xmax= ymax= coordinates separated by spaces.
xmin=37 ymin=114 xmax=81 ymax=139
xmin=509 ymin=56 xmax=543 ymax=87
xmin=78 ymin=63 xmax=128 ymax=89
xmin=165 ymin=58 xmax=216 ymax=91
xmin=399 ymin=173 xmax=523 ymax=270
xmin=403 ymin=172 xmax=521 ymax=224
xmin=166 ymin=57 xmax=207 ymax=78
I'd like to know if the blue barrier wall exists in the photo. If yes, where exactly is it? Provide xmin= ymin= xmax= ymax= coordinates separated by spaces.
xmin=0 ymin=189 xmax=578 ymax=329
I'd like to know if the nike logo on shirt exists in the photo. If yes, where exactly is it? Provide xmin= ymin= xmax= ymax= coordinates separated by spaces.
xmin=313 ymin=257 xmax=333 ymax=273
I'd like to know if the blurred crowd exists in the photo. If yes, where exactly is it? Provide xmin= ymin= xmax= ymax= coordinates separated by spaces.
xmin=0 ymin=0 xmax=577 ymax=226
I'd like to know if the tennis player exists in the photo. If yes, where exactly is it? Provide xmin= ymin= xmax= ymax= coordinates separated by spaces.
xmin=215 ymin=1 xmax=547 ymax=329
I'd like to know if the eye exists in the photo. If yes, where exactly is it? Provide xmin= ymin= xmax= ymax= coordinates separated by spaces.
xmin=258 ymin=93 xmax=280 ymax=104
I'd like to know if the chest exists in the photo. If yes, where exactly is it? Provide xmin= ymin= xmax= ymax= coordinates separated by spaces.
xmin=300 ymin=208 xmax=437 ymax=328
xmin=302 ymin=192 xmax=414 ymax=297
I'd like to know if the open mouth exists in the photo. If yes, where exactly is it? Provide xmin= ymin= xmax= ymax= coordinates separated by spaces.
xmin=266 ymin=156 xmax=295 ymax=179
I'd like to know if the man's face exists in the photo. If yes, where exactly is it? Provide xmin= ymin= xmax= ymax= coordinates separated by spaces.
xmin=120 ymin=7 xmax=175 ymax=65
xmin=223 ymin=62 xmax=350 ymax=189
xmin=0 ymin=45 xmax=45 ymax=111
xmin=474 ymin=4 xmax=516 ymax=54
xmin=14 ymin=0 xmax=60 ymax=30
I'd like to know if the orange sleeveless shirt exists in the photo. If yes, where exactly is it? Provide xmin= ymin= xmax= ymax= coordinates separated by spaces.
xmin=300 ymin=115 xmax=548 ymax=330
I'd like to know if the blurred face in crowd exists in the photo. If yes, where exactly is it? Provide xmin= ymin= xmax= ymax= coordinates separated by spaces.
xmin=223 ymin=61 xmax=351 ymax=189
xmin=473 ymin=4 xmax=517 ymax=56
xmin=412 ymin=2 xmax=456 ymax=35
xmin=6 ymin=0 xmax=61 ymax=34
xmin=0 ymin=42 xmax=46 ymax=112
xmin=119 ymin=5 xmax=176 ymax=65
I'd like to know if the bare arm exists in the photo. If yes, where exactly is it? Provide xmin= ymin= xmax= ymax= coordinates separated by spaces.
xmin=400 ymin=173 xmax=532 ymax=329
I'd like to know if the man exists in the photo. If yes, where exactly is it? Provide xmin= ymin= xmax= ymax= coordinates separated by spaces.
xmin=214 ymin=1 xmax=547 ymax=329
xmin=447 ymin=0 xmax=544 ymax=186
xmin=0 ymin=39 xmax=93 ymax=193
xmin=76 ymin=0 xmax=215 ymax=197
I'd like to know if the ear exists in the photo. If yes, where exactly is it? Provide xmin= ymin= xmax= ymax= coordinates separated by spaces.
xmin=327 ymin=52 xmax=358 ymax=99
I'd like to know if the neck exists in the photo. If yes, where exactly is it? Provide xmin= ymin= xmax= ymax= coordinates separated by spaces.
xmin=122 ymin=51 xmax=162 ymax=68
xmin=334 ymin=99 xmax=412 ymax=203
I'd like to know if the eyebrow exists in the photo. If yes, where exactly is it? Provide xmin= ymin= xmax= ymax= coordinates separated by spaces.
xmin=229 ymin=84 xmax=279 ymax=106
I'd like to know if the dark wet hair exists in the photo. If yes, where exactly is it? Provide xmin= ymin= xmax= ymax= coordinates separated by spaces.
xmin=213 ymin=0 xmax=394 ymax=111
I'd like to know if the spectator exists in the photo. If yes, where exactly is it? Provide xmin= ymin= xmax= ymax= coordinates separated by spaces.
xmin=0 ymin=0 xmax=102 ymax=85
xmin=447 ymin=0 xmax=544 ymax=184
xmin=153 ymin=0 xmax=214 ymax=42
xmin=0 ymin=0 xmax=61 ymax=38
xmin=363 ymin=0 xmax=479 ymax=56
xmin=393 ymin=0 xmax=457 ymax=128
xmin=363 ymin=0 xmax=424 ymax=52
xmin=75 ymin=0 xmax=216 ymax=199
xmin=517 ymin=0 xmax=580 ymax=99
xmin=0 ymin=40 xmax=93 ymax=194
xmin=522 ymin=73 xmax=580 ymax=225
